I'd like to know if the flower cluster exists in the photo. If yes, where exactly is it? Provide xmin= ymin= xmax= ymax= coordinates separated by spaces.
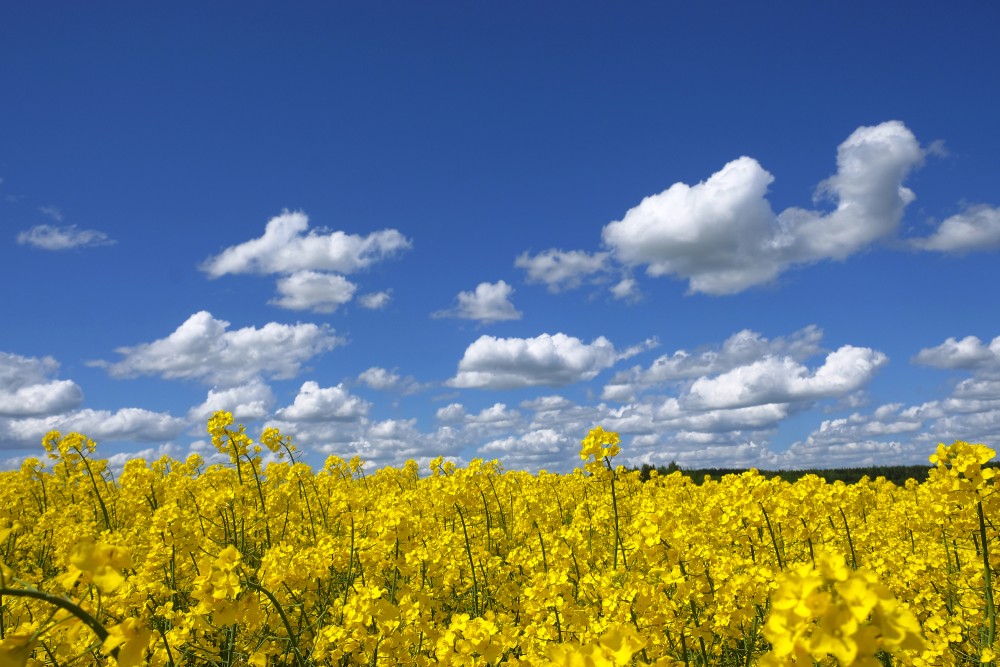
xmin=580 ymin=425 xmax=621 ymax=474
xmin=0 ymin=419 xmax=995 ymax=666
xmin=761 ymin=552 xmax=924 ymax=666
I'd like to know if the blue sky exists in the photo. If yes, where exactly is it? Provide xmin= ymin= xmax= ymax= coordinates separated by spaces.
xmin=3 ymin=2 xmax=1000 ymax=472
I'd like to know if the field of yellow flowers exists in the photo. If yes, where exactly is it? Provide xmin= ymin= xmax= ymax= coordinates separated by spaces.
xmin=0 ymin=412 xmax=995 ymax=666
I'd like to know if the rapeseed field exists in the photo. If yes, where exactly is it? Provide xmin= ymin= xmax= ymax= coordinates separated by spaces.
xmin=0 ymin=413 xmax=993 ymax=666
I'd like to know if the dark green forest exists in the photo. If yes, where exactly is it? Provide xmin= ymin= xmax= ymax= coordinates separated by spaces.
xmin=634 ymin=462 xmax=936 ymax=486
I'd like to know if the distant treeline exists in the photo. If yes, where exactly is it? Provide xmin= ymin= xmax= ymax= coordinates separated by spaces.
xmin=633 ymin=462 xmax=936 ymax=486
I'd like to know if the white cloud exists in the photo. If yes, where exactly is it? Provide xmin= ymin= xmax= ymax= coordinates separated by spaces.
xmin=270 ymin=271 xmax=358 ymax=313
xmin=601 ymin=121 xmax=926 ymax=294
xmin=433 ymin=281 xmax=522 ymax=323
xmin=200 ymin=210 xmax=411 ymax=277
xmin=478 ymin=429 xmax=577 ymax=470
xmin=603 ymin=326 xmax=824 ymax=401
xmin=104 ymin=443 xmax=186 ymax=470
xmin=436 ymin=403 xmax=467 ymax=422
xmin=187 ymin=380 xmax=275 ymax=423
xmin=685 ymin=346 xmax=888 ymax=410
xmin=796 ymin=406 xmax=925 ymax=448
xmin=522 ymin=395 xmax=595 ymax=432
xmin=4 ymin=408 xmax=186 ymax=447
xmin=281 ymin=418 xmax=464 ymax=468
xmin=953 ymin=377 xmax=1000 ymax=399
xmin=610 ymin=277 xmax=640 ymax=301
xmin=912 ymin=205 xmax=1000 ymax=252
xmin=603 ymin=156 xmax=781 ymax=294
xmin=448 ymin=333 xmax=622 ymax=389
xmin=427 ymin=402 xmax=527 ymax=446
xmin=274 ymin=381 xmax=370 ymax=422
xmin=357 ymin=367 xmax=422 ymax=394
xmin=38 ymin=206 xmax=63 ymax=222
xmin=95 ymin=311 xmax=344 ymax=386
xmin=913 ymin=335 xmax=1000 ymax=371
xmin=777 ymin=121 xmax=924 ymax=262
xmin=17 ymin=224 xmax=115 ymax=251
xmin=625 ymin=437 xmax=780 ymax=471
xmin=0 ymin=352 xmax=83 ymax=417
xmin=358 ymin=291 xmax=392 ymax=309
xmin=257 ymin=328 xmax=987 ymax=472
xmin=782 ymin=332 xmax=1000 ymax=468
xmin=515 ymin=249 xmax=610 ymax=292
xmin=359 ymin=367 xmax=401 ymax=391
xmin=656 ymin=398 xmax=792 ymax=432
xmin=471 ymin=402 xmax=521 ymax=424
xmin=343 ymin=419 xmax=458 ymax=466
xmin=779 ymin=439 xmax=924 ymax=470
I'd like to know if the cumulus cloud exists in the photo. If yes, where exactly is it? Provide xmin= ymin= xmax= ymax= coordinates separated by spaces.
xmin=358 ymin=367 xmax=400 ymax=391
xmin=515 ymin=249 xmax=611 ymax=292
xmin=38 ymin=206 xmax=63 ymax=222
xmin=781 ymin=398 xmax=950 ymax=469
xmin=522 ymin=395 xmax=595 ymax=431
xmin=270 ymin=271 xmax=358 ymax=313
xmin=912 ymin=205 xmax=1000 ymax=252
xmin=434 ymin=402 xmax=521 ymax=430
xmin=610 ymin=277 xmax=640 ymax=301
xmin=779 ymin=439 xmax=923 ymax=470
xmin=278 ymin=418 xmax=464 ymax=468
xmin=478 ymin=429 xmax=577 ymax=470
xmin=200 ymin=210 xmax=411 ymax=277
xmin=684 ymin=346 xmax=888 ymax=410
xmin=274 ymin=381 xmax=370 ymax=422
xmin=602 ymin=121 xmax=926 ymax=294
xmin=0 ymin=352 xmax=83 ymax=417
xmin=779 ymin=332 xmax=1000 ymax=468
xmin=17 ymin=224 xmax=115 ymax=251
xmin=448 ymin=333 xmax=625 ymax=389
xmin=602 ymin=156 xmax=781 ymax=293
xmin=104 ymin=443 xmax=186 ymax=471
xmin=797 ymin=404 xmax=925 ymax=448
xmin=433 ymin=281 xmax=522 ymax=323
xmin=603 ymin=326 xmax=824 ymax=401
xmin=656 ymin=398 xmax=792 ymax=433
xmin=777 ymin=121 xmax=924 ymax=261
xmin=358 ymin=291 xmax=392 ymax=309
xmin=953 ymin=377 xmax=1000 ymax=399
xmin=357 ymin=367 xmax=422 ymax=394
xmin=94 ymin=311 xmax=344 ymax=386
xmin=436 ymin=403 xmax=467 ymax=422
xmin=340 ymin=419 xmax=457 ymax=466
xmin=187 ymin=380 xmax=275 ymax=423
xmin=913 ymin=335 xmax=1000 ymax=371
xmin=3 ymin=408 xmax=186 ymax=447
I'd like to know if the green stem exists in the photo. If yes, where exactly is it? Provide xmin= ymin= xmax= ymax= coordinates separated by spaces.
xmin=534 ymin=521 xmax=548 ymax=574
xmin=229 ymin=433 xmax=244 ymax=485
xmin=607 ymin=458 xmax=627 ymax=569
xmin=245 ymin=579 xmax=305 ymax=667
xmin=245 ymin=454 xmax=272 ymax=549
xmin=455 ymin=504 xmax=479 ymax=616
xmin=978 ymin=500 xmax=996 ymax=663
xmin=77 ymin=452 xmax=112 ymax=531
xmin=839 ymin=506 xmax=858 ymax=569
xmin=0 ymin=586 xmax=118 ymax=659
xmin=760 ymin=504 xmax=784 ymax=570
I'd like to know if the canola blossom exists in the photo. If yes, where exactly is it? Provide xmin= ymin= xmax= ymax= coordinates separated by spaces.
xmin=0 ymin=414 xmax=997 ymax=666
